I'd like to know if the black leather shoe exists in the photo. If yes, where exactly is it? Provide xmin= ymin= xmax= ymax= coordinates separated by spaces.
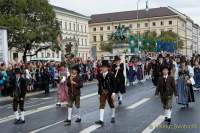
xmin=95 ymin=120 xmax=104 ymax=126
xmin=19 ymin=120 xmax=25 ymax=124
xmin=167 ymin=118 xmax=171 ymax=125
xmin=65 ymin=120 xmax=71 ymax=126
xmin=14 ymin=119 xmax=20 ymax=124
xmin=164 ymin=117 xmax=168 ymax=121
xmin=75 ymin=118 xmax=81 ymax=123
xmin=64 ymin=119 xmax=71 ymax=122
xmin=111 ymin=117 xmax=115 ymax=123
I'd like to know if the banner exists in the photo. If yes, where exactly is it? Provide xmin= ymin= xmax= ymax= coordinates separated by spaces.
xmin=0 ymin=28 xmax=8 ymax=65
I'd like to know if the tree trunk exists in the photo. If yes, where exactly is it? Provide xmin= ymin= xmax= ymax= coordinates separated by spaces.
xmin=23 ymin=49 xmax=27 ymax=63
xmin=23 ymin=44 xmax=29 ymax=63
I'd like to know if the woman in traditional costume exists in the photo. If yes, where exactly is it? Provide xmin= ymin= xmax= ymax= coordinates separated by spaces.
xmin=177 ymin=59 xmax=195 ymax=108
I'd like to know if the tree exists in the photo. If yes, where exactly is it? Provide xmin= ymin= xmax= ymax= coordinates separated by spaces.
xmin=100 ymin=41 xmax=113 ymax=53
xmin=0 ymin=0 xmax=60 ymax=62
xmin=157 ymin=31 xmax=184 ymax=50
xmin=142 ymin=31 xmax=157 ymax=52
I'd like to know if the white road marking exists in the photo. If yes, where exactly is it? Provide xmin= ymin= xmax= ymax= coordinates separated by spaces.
xmin=79 ymin=97 xmax=151 ymax=133
xmin=0 ymin=92 xmax=97 ymax=124
xmin=142 ymin=115 xmax=165 ymax=133
xmin=79 ymin=125 xmax=101 ymax=133
xmin=126 ymin=98 xmax=151 ymax=110
xmin=81 ymin=93 xmax=98 ymax=99
xmin=30 ymin=97 xmax=53 ymax=100
xmin=29 ymin=115 xmax=78 ymax=133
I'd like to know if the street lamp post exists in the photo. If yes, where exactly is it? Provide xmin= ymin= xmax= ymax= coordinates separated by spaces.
xmin=137 ymin=0 xmax=150 ymax=53
xmin=137 ymin=0 xmax=141 ymax=53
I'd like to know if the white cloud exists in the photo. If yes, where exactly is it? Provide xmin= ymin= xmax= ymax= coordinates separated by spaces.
xmin=49 ymin=0 xmax=200 ymax=24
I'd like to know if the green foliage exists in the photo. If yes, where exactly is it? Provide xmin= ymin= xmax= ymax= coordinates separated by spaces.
xmin=141 ymin=31 xmax=157 ymax=52
xmin=0 ymin=0 xmax=60 ymax=61
xmin=100 ymin=41 xmax=113 ymax=53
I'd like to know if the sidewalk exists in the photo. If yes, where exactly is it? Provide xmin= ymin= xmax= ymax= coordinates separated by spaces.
xmin=0 ymin=80 xmax=97 ymax=103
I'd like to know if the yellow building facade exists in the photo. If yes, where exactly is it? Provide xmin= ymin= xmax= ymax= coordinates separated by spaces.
xmin=89 ymin=7 xmax=199 ymax=59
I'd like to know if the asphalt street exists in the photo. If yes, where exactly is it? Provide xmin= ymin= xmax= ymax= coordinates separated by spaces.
xmin=0 ymin=80 xmax=200 ymax=133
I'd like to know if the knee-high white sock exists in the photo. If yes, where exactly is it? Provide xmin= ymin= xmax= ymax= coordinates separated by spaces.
xmin=111 ymin=108 xmax=115 ymax=118
xmin=164 ymin=109 xmax=167 ymax=117
xmin=119 ymin=93 xmax=123 ymax=101
xmin=77 ymin=108 xmax=81 ymax=119
xmin=15 ymin=111 xmax=19 ymax=120
xmin=166 ymin=109 xmax=172 ymax=119
xmin=100 ymin=109 xmax=104 ymax=122
xmin=68 ymin=108 xmax=72 ymax=120
xmin=21 ymin=111 xmax=25 ymax=121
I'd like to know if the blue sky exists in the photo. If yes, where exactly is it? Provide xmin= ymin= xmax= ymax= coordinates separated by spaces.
xmin=49 ymin=0 xmax=200 ymax=24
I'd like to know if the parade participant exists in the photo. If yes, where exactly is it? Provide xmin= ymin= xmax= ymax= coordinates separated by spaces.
xmin=155 ymin=66 xmax=177 ymax=125
xmin=56 ymin=62 xmax=68 ymax=106
xmin=136 ymin=58 xmax=144 ymax=82
xmin=0 ymin=63 xmax=8 ymax=96
xmin=152 ymin=54 xmax=165 ymax=86
xmin=177 ymin=58 xmax=195 ymax=108
xmin=127 ymin=60 xmax=136 ymax=86
xmin=65 ymin=65 xmax=83 ymax=126
xmin=11 ymin=68 xmax=27 ymax=124
xmin=163 ymin=54 xmax=173 ymax=75
xmin=112 ymin=56 xmax=125 ymax=105
xmin=40 ymin=67 xmax=50 ymax=94
xmin=193 ymin=60 xmax=200 ymax=91
xmin=95 ymin=60 xmax=116 ymax=126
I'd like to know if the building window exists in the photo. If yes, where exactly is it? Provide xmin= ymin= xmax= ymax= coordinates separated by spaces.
xmin=100 ymin=27 xmax=103 ymax=31
xmin=152 ymin=22 xmax=156 ymax=26
xmin=115 ymin=26 xmax=118 ymax=29
xmin=85 ymin=25 xmax=87 ymax=33
xmin=107 ymin=26 xmax=110 ymax=30
xmin=74 ymin=23 xmax=76 ymax=31
xmin=82 ymin=53 xmax=84 ymax=59
xmin=82 ymin=38 xmax=84 ymax=45
xmin=81 ymin=25 xmax=83 ymax=32
xmin=100 ymin=35 xmax=103 ymax=41
xmin=47 ymin=53 xmax=50 ymax=58
xmin=145 ymin=23 xmax=148 ymax=27
xmin=93 ymin=27 xmax=96 ymax=31
xmin=57 ymin=52 xmax=59 ymax=58
xmin=13 ymin=53 xmax=18 ymax=60
xmin=93 ymin=36 xmax=96 ymax=42
xmin=41 ymin=53 xmax=44 ymax=58
xmin=161 ymin=21 xmax=164 ymax=26
xmin=137 ymin=23 xmax=140 ymax=28
xmin=52 ymin=52 xmax=54 ymax=58
xmin=169 ymin=21 xmax=172 ymax=25
xmin=77 ymin=24 xmax=79 ymax=32
xmin=85 ymin=39 xmax=87 ymax=46
xmin=69 ymin=23 xmax=71 ymax=30
xmin=122 ymin=25 xmax=125 ymax=28
xmin=129 ymin=24 xmax=133 ymax=28
xmin=65 ymin=22 xmax=67 ymax=30
xmin=58 ymin=21 xmax=62 ymax=29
